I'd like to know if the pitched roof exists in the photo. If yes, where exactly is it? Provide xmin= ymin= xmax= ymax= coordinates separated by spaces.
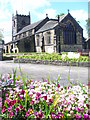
xmin=14 ymin=19 xmax=44 ymax=36
xmin=36 ymin=14 xmax=67 ymax=34
xmin=36 ymin=20 xmax=58 ymax=33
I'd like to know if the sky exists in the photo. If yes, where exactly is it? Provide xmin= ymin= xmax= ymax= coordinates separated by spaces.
xmin=0 ymin=0 xmax=88 ymax=43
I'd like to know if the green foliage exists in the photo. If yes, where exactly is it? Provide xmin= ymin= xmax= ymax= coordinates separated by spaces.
xmin=56 ymin=13 xmax=65 ymax=18
xmin=86 ymin=18 xmax=90 ymax=37
xmin=17 ymin=53 xmax=89 ymax=63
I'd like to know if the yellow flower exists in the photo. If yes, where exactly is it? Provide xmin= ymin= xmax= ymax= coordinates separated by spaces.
xmin=29 ymin=109 xmax=33 ymax=114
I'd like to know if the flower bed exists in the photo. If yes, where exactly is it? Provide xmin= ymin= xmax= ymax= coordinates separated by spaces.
xmin=16 ymin=52 xmax=89 ymax=63
xmin=0 ymin=74 xmax=89 ymax=119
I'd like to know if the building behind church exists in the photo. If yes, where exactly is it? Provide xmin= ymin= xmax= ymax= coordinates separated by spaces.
xmin=4 ymin=11 xmax=84 ymax=53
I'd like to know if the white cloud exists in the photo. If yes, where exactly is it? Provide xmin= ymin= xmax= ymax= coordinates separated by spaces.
xmin=0 ymin=0 xmax=88 ymax=43
xmin=70 ymin=10 xmax=88 ymax=38
xmin=36 ymin=8 xmax=57 ymax=20
xmin=70 ymin=10 xmax=88 ymax=21
xmin=0 ymin=0 xmax=50 ymax=43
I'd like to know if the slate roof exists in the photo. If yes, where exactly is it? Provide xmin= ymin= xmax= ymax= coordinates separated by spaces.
xmin=36 ymin=14 xmax=67 ymax=34
xmin=36 ymin=20 xmax=58 ymax=33
xmin=14 ymin=19 xmax=44 ymax=36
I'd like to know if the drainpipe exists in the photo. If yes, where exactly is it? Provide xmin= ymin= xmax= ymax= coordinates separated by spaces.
xmin=58 ymin=15 xmax=61 ymax=55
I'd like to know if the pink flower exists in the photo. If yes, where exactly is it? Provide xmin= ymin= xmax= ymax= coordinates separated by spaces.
xmin=9 ymin=112 xmax=13 ymax=118
xmin=30 ymin=100 xmax=34 ymax=105
xmin=6 ymin=93 xmax=9 ymax=97
xmin=18 ymin=94 xmax=23 ymax=100
xmin=36 ymin=92 xmax=41 ymax=101
xmin=8 ymin=106 xmax=12 ymax=112
xmin=1 ymin=107 xmax=6 ymax=114
xmin=6 ymin=98 xmax=10 ymax=105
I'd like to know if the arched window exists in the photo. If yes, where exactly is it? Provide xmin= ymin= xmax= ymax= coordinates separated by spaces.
xmin=14 ymin=21 xmax=15 ymax=27
xmin=63 ymin=22 xmax=76 ymax=44
xmin=47 ymin=32 xmax=51 ymax=45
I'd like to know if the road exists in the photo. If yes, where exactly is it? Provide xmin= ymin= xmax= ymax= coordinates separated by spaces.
xmin=0 ymin=60 xmax=88 ymax=85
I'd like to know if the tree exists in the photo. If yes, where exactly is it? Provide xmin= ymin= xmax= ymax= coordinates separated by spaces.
xmin=86 ymin=18 xmax=90 ymax=37
xmin=56 ymin=13 xmax=65 ymax=18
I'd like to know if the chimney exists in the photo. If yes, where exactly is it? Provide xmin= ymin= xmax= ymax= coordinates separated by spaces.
xmin=16 ymin=10 xmax=18 ymax=15
xmin=29 ymin=11 xmax=31 ymax=24
xmin=46 ymin=13 xmax=48 ymax=18
xmin=58 ymin=15 xmax=60 ymax=22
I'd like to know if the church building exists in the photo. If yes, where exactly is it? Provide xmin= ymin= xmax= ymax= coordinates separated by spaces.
xmin=4 ymin=10 xmax=84 ymax=53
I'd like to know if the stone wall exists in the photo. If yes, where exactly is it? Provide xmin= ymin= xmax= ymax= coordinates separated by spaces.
xmin=61 ymin=45 xmax=82 ymax=52
xmin=35 ymin=29 xmax=56 ymax=53
xmin=14 ymin=58 xmax=90 ymax=67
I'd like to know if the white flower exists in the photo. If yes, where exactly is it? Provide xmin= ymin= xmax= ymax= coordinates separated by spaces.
xmin=72 ymin=107 xmax=75 ymax=110
xmin=61 ymin=54 xmax=67 ymax=60
xmin=67 ymin=52 xmax=80 ymax=59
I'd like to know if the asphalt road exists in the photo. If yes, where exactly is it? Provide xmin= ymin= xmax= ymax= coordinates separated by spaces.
xmin=0 ymin=60 xmax=88 ymax=85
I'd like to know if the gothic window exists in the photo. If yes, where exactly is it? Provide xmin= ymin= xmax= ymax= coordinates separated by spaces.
xmin=63 ymin=22 xmax=76 ymax=44
xmin=14 ymin=21 xmax=15 ymax=27
xmin=47 ymin=32 xmax=51 ymax=44
xmin=36 ymin=35 xmax=40 ymax=46
xmin=37 ymin=39 xmax=40 ymax=46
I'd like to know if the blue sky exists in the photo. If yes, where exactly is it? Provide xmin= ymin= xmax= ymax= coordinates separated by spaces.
xmin=0 ymin=0 xmax=88 ymax=43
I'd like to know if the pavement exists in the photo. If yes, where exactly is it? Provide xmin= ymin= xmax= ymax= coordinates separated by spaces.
xmin=0 ymin=60 xmax=88 ymax=86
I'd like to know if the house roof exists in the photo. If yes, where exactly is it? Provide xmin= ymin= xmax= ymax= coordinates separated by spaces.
xmin=14 ymin=19 xmax=44 ymax=36
xmin=36 ymin=20 xmax=58 ymax=34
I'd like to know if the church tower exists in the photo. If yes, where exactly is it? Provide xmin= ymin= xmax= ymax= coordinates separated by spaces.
xmin=12 ymin=11 xmax=31 ymax=41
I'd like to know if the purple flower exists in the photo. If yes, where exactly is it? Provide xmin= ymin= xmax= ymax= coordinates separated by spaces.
xmin=75 ymin=114 xmax=81 ymax=120
xmin=76 ymin=106 xmax=80 ymax=112
xmin=83 ymin=114 xmax=89 ymax=120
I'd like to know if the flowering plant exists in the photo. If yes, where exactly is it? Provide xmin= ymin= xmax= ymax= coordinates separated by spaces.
xmin=0 ymin=74 xmax=89 ymax=119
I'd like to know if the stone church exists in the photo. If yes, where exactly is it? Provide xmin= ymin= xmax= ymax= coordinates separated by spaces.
xmin=4 ymin=11 xmax=84 ymax=53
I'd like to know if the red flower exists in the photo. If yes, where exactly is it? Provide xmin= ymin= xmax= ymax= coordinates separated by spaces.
xmin=57 ymin=84 xmax=60 ymax=88
xmin=44 ymin=96 xmax=47 ymax=101
xmin=20 ymin=90 xmax=25 ymax=95
xmin=49 ymin=99 xmax=53 ymax=104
